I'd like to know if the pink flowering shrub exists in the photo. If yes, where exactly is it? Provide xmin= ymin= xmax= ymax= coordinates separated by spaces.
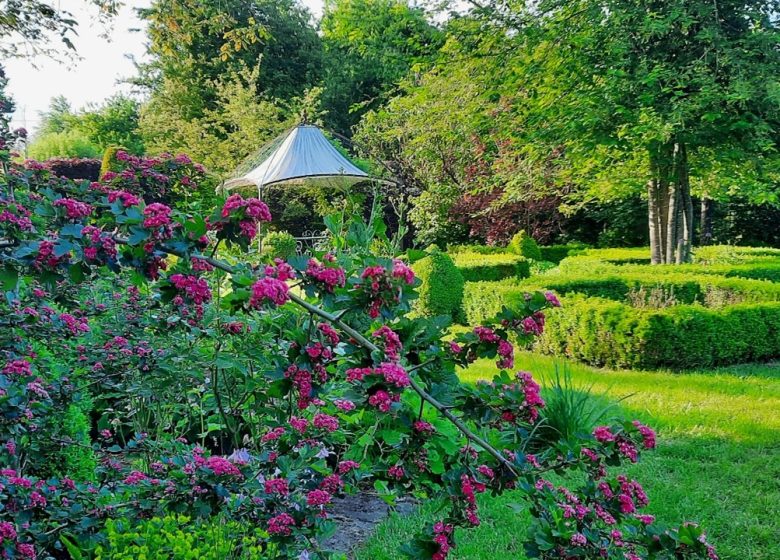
xmin=0 ymin=142 xmax=719 ymax=560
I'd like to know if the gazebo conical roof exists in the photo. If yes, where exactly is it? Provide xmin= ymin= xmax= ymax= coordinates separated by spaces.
xmin=223 ymin=124 xmax=374 ymax=191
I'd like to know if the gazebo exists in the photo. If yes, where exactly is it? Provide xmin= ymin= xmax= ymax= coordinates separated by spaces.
xmin=221 ymin=124 xmax=393 ymax=251
xmin=222 ymin=124 xmax=374 ymax=192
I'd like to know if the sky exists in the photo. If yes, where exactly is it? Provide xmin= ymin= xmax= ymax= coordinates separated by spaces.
xmin=6 ymin=0 xmax=325 ymax=135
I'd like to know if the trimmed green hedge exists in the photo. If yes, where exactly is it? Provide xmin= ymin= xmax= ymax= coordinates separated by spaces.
xmin=539 ymin=243 xmax=588 ymax=264
xmin=447 ymin=244 xmax=506 ymax=255
xmin=452 ymin=252 xmax=530 ymax=282
xmin=693 ymin=245 xmax=780 ymax=264
xmin=462 ymin=279 xmax=525 ymax=325
xmin=538 ymin=295 xmax=780 ymax=369
xmin=412 ymin=249 xmax=464 ymax=320
xmin=557 ymin=257 xmax=780 ymax=283
xmin=571 ymin=247 xmax=652 ymax=265
xmin=520 ymin=273 xmax=780 ymax=305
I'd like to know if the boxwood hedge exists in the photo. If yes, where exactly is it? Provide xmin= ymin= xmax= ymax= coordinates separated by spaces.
xmin=452 ymin=252 xmax=530 ymax=282
xmin=537 ymin=295 xmax=780 ymax=369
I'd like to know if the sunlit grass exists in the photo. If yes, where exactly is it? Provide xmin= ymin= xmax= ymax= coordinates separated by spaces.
xmin=357 ymin=353 xmax=780 ymax=560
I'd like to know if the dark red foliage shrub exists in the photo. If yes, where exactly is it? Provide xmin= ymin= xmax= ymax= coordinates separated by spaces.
xmin=450 ymin=189 xmax=565 ymax=246
xmin=41 ymin=158 xmax=102 ymax=181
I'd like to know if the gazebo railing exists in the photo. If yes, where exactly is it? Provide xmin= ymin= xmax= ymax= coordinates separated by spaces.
xmin=294 ymin=230 xmax=329 ymax=255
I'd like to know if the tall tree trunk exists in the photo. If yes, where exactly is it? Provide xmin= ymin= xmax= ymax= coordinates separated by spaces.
xmin=675 ymin=143 xmax=693 ymax=263
xmin=657 ymin=146 xmax=673 ymax=264
xmin=647 ymin=155 xmax=663 ymax=265
xmin=665 ymin=175 xmax=678 ymax=265
xmin=700 ymin=196 xmax=713 ymax=246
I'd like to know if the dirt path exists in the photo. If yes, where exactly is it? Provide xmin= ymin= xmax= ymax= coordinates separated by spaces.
xmin=324 ymin=493 xmax=416 ymax=557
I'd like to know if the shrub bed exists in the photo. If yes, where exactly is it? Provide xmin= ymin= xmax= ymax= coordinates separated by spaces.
xmin=520 ymin=273 xmax=780 ymax=306
xmin=538 ymin=295 xmax=780 ymax=369
xmin=452 ymin=251 xmax=530 ymax=282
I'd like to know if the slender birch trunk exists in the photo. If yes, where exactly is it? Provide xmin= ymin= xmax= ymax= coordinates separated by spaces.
xmin=700 ymin=196 xmax=713 ymax=246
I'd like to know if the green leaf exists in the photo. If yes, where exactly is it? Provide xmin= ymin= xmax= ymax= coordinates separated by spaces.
xmin=0 ymin=266 xmax=19 ymax=291
xmin=60 ymin=223 xmax=84 ymax=238
xmin=126 ymin=227 xmax=150 ymax=245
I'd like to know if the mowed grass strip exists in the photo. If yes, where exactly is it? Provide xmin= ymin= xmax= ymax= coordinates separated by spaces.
xmin=357 ymin=354 xmax=780 ymax=560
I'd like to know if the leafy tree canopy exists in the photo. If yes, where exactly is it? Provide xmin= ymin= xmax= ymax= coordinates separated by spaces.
xmin=320 ymin=0 xmax=443 ymax=135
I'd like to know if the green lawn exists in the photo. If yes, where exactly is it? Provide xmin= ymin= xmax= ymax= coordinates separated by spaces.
xmin=357 ymin=353 xmax=780 ymax=560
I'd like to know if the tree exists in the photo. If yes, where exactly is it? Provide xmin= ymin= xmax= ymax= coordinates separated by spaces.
xmin=0 ymin=135 xmax=718 ymax=559
xmin=320 ymin=0 xmax=442 ymax=136
xmin=27 ymin=95 xmax=144 ymax=159
xmin=487 ymin=0 xmax=780 ymax=263
xmin=136 ymin=0 xmax=322 ymax=173
xmin=140 ymin=63 xmax=293 ymax=173
xmin=0 ymin=0 xmax=120 ymax=59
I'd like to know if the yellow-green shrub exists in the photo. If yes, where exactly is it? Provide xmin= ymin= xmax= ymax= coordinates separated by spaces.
xmin=412 ymin=249 xmax=464 ymax=319
xmin=94 ymin=515 xmax=265 ymax=560
xmin=508 ymin=230 xmax=542 ymax=260
xmin=100 ymin=145 xmax=128 ymax=178
xmin=261 ymin=230 xmax=297 ymax=260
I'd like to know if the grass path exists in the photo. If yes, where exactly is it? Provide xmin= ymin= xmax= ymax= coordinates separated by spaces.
xmin=357 ymin=354 xmax=780 ymax=560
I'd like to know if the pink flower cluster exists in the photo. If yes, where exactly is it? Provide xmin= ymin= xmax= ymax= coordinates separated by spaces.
xmin=460 ymin=474 xmax=486 ymax=526
xmin=81 ymin=226 xmax=117 ymax=263
xmin=264 ymin=259 xmax=296 ymax=282
xmin=59 ymin=313 xmax=90 ymax=336
xmin=338 ymin=460 xmax=360 ymax=474
xmin=264 ymin=478 xmax=289 ymax=496
xmin=2 ymin=359 xmax=32 ymax=377
xmin=217 ymin=194 xmax=271 ymax=242
xmin=169 ymin=274 xmax=211 ymax=304
xmin=358 ymin=261 xmax=413 ymax=318
xmin=107 ymin=190 xmax=140 ymax=207
xmin=497 ymin=339 xmax=514 ymax=369
xmin=318 ymin=323 xmax=340 ymax=345
xmin=142 ymin=203 xmax=172 ymax=229
xmin=267 ymin=512 xmax=296 ymax=536
xmin=432 ymin=521 xmax=455 ymax=560
xmin=391 ymin=259 xmax=415 ymax=284
xmin=249 ymin=276 xmax=289 ymax=308
xmin=545 ymin=291 xmax=562 ymax=307
xmin=368 ymin=389 xmax=399 ymax=412
xmin=305 ymin=254 xmax=346 ymax=293
xmin=313 ymin=413 xmax=340 ymax=432
xmin=500 ymin=371 xmax=545 ymax=424
xmin=34 ymin=240 xmax=69 ymax=271
xmin=53 ymin=198 xmax=92 ymax=219
xmin=306 ymin=489 xmax=331 ymax=507
xmin=413 ymin=420 xmax=435 ymax=436
xmin=632 ymin=420 xmax=656 ymax=449
xmin=345 ymin=363 xmax=410 ymax=388
xmin=0 ymin=201 xmax=33 ymax=231
xmin=285 ymin=364 xmax=315 ymax=409
xmin=521 ymin=312 xmax=545 ymax=335
xmin=388 ymin=465 xmax=405 ymax=480
xmin=594 ymin=422 xmax=655 ymax=464
xmin=203 ymin=456 xmax=242 ymax=477
xmin=372 ymin=325 xmax=402 ymax=361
